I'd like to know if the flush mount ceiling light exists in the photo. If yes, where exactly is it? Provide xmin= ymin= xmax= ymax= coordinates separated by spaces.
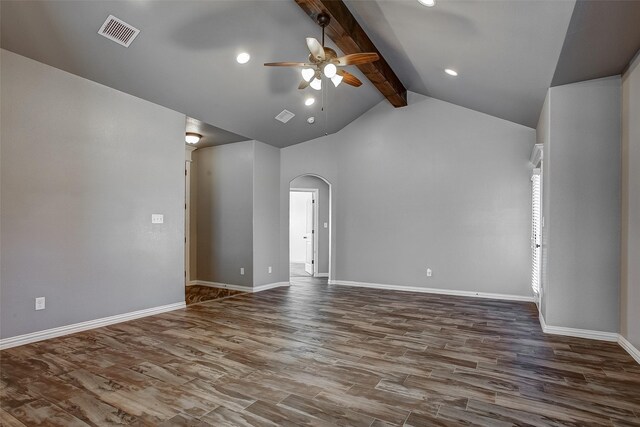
xmin=236 ymin=52 xmax=250 ymax=64
xmin=305 ymin=97 xmax=315 ymax=106
xmin=445 ymin=68 xmax=458 ymax=76
xmin=418 ymin=0 xmax=435 ymax=6
xmin=307 ymin=117 xmax=315 ymax=124
xmin=185 ymin=133 xmax=202 ymax=144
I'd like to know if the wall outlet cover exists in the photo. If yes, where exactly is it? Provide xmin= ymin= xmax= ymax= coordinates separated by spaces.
xmin=240 ymin=267 xmax=245 ymax=275
xmin=35 ymin=297 xmax=45 ymax=310
xmin=151 ymin=214 xmax=164 ymax=224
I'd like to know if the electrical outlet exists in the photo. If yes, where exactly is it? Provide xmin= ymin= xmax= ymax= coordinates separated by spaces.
xmin=324 ymin=222 xmax=328 ymax=228
xmin=426 ymin=268 xmax=433 ymax=277
xmin=268 ymin=266 xmax=272 ymax=274
xmin=240 ymin=267 xmax=245 ymax=275
xmin=151 ymin=214 xmax=164 ymax=224
xmin=35 ymin=297 xmax=45 ymax=310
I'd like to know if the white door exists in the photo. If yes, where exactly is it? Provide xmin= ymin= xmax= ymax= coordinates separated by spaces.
xmin=304 ymin=196 xmax=314 ymax=275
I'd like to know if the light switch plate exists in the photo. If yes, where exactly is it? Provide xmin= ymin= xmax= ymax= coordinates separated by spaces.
xmin=151 ymin=214 xmax=164 ymax=224
xmin=324 ymin=222 xmax=328 ymax=228
xmin=268 ymin=266 xmax=272 ymax=274
xmin=240 ymin=267 xmax=245 ymax=275
xmin=35 ymin=297 xmax=45 ymax=310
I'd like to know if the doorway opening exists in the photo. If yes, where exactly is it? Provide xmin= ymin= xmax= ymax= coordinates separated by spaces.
xmin=289 ymin=174 xmax=331 ymax=284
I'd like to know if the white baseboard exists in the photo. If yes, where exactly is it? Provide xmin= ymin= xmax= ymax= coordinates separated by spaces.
xmin=188 ymin=280 xmax=289 ymax=293
xmin=618 ymin=334 xmax=640 ymax=364
xmin=188 ymin=280 xmax=251 ymax=292
xmin=0 ymin=302 xmax=186 ymax=350
xmin=254 ymin=282 xmax=290 ymax=292
xmin=329 ymin=280 xmax=535 ymax=302
xmin=538 ymin=311 xmax=618 ymax=342
xmin=315 ymin=273 xmax=329 ymax=278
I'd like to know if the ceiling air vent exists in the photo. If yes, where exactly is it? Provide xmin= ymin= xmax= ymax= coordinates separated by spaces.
xmin=275 ymin=110 xmax=295 ymax=123
xmin=98 ymin=15 xmax=140 ymax=47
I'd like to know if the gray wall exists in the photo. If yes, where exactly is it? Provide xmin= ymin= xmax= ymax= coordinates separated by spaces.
xmin=280 ymin=92 xmax=535 ymax=297
xmin=0 ymin=50 xmax=186 ymax=339
xmin=542 ymin=77 xmax=621 ymax=332
xmin=290 ymin=175 xmax=330 ymax=275
xmin=253 ymin=141 xmax=281 ymax=287
xmin=194 ymin=141 xmax=254 ymax=287
xmin=622 ymin=54 xmax=640 ymax=348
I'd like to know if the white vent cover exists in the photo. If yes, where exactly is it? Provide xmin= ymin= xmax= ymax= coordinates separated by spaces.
xmin=275 ymin=110 xmax=295 ymax=123
xmin=98 ymin=15 xmax=140 ymax=47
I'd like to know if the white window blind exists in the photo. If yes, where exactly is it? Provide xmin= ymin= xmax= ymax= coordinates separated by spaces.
xmin=531 ymin=171 xmax=541 ymax=294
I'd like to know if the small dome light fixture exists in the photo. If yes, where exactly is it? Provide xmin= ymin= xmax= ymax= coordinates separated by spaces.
xmin=236 ymin=52 xmax=250 ymax=64
xmin=305 ymin=97 xmax=315 ymax=106
xmin=445 ymin=68 xmax=458 ymax=76
xmin=418 ymin=0 xmax=435 ymax=6
xmin=185 ymin=132 xmax=202 ymax=144
xmin=307 ymin=117 xmax=315 ymax=124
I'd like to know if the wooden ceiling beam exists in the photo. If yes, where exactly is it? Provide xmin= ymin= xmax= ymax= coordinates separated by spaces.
xmin=294 ymin=0 xmax=408 ymax=107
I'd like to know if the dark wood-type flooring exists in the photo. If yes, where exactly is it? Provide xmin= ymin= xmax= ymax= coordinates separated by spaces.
xmin=185 ymin=285 xmax=245 ymax=306
xmin=2 ymin=281 xmax=639 ymax=426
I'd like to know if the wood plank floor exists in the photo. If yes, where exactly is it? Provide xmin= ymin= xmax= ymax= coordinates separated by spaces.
xmin=185 ymin=285 xmax=245 ymax=306
xmin=2 ymin=281 xmax=639 ymax=426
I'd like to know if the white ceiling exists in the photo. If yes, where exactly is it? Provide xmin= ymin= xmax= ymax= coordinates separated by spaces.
xmin=1 ymin=0 xmax=577 ymax=146
xmin=345 ymin=0 xmax=575 ymax=128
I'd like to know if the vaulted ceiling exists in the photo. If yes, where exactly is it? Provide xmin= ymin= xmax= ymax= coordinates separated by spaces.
xmin=1 ymin=1 xmax=639 ymax=147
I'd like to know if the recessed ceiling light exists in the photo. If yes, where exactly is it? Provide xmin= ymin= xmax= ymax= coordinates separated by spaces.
xmin=236 ymin=52 xmax=250 ymax=64
xmin=185 ymin=133 xmax=201 ymax=144
xmin=307 ymin=117 xmax=315 ymax=124
xmin=305 ymin=97 xmax=315 ymax=106
xmin=445 ymin=68 xmax=458 ymax=77
xmin=418 ymin=0 xmax=435 ymax=7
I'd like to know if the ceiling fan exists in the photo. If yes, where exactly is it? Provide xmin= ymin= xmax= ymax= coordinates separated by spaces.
xmin=264 ymin=12 xmax=379 ymax=91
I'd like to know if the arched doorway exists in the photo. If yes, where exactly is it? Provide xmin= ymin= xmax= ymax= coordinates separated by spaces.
xmin=289 ymin=174 xmax=332 ymax=284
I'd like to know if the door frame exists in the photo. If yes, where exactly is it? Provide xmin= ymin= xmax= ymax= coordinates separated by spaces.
xmin=290 ymin=188 xmax=319 ymax=276
xmin=185 ymin=146 xmax=196 ymax=286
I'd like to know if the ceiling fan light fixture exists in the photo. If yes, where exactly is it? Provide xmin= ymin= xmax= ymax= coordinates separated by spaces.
xmin=236 ymin=52 xmax=250 ymax=64
xmin=301 ymin=68 xmax=315 ymax=82
xmin=305 ymin=97 xmax=315 ymax=106
xmin=310 ymin=78 xmax=322 ymax=91
xmin=323 ymin=63 xmax=337 ymax=78
xmin=185 ymin=133 xmax=202 ymax=144
xmin=331 ymin=74 xmax=343 ymax=87
xmin=418 ymin=0 xmax=435 ymax=7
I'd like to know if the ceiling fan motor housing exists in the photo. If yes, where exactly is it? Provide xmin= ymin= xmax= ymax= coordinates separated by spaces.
xmin=316 ymin=12 xmax=330 ymax=28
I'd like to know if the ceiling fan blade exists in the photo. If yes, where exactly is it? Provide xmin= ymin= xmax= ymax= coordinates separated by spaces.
xmin=337 ymin=69 xmax=362 ymax=87
xmin=306 ymin=38 xmax=325 ymax=61
xmin=264 ymin=62 xmax=312 ymax=67
xmin=336 ymin=53 xmax=379 ymax=66
xmin=298 ymin=79 xmax=310 ymax=90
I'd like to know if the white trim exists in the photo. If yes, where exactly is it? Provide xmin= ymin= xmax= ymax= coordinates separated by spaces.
xmin=329 ymin=280 xmax=534 ymax=302
xmin=0 ymin=302 xmax=186 ymax=350
xmin=618 ymin=335 xmax=640 ymax=365
xmin=254 ymin=282 xmax=290 ymax=292
xmin=315 ymin=273 xmax=329 ymax=278
xmin=188 ymin=280 xmax=289 ymax=293
xmin=538 ymin=311 xmax=618 ymax=342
